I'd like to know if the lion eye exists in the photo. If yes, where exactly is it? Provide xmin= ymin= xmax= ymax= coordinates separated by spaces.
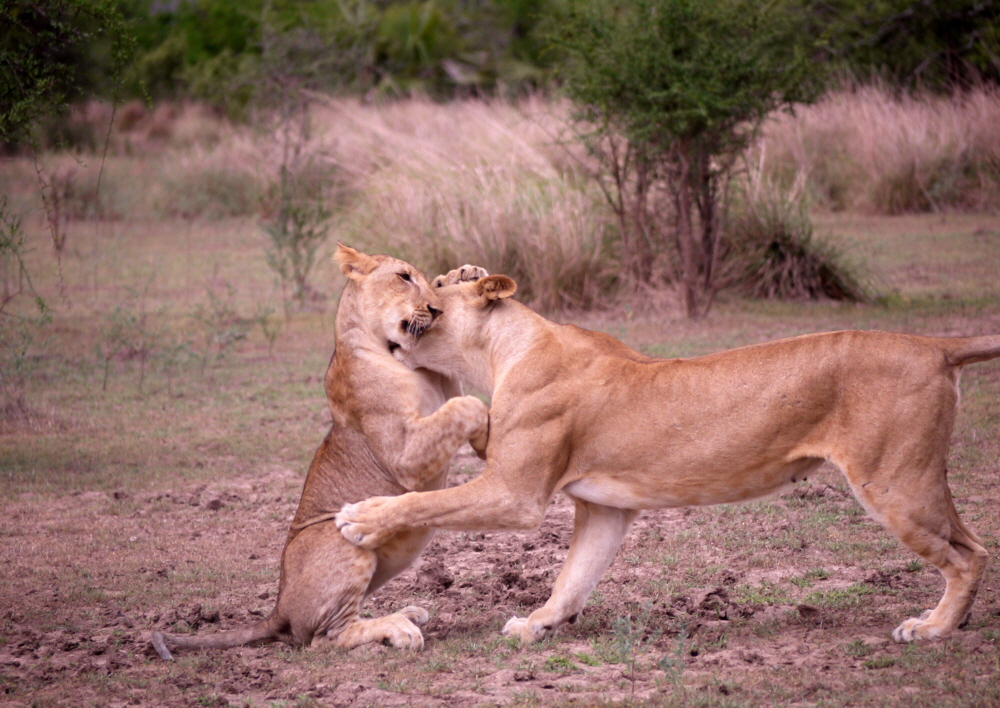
xmin=398 ymin=272 xmax=412 ymax=283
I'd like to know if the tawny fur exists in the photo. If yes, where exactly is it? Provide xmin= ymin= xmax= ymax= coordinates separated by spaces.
xmin=150 ymin=247 xmax=488 ymax=659
xmin=337 ymin=273 xmax=1000 ymax=645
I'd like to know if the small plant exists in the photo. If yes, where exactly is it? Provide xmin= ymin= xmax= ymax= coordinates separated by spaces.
xmin=843 ymin=638 xmax=875 ymax=657
xmin=94 ymin=279 xmax=159 ymax=393
xmin=544 ymin=655 xmax=577 ymax=673
xmin=263 ymin=200 xmax=331 ymax=318
xmin=37 ymin=164 xmax=77 ymax=255
xmin=190 ymin=280 xmax=255 ymax=374
xmin=0 ymin=198 xmax=46 ymax=320
xmin=863 ymin=655 xmax=896 ymax=669
xmin=574 ymin=651 xmax=601 ymax=667
xmin=255 ymin=303 xmax=282 ymax=358
xmin=790 ymin=567 xmax=831 ymax=589
xmin=1 ymin=198 xmax=51 ymax=422
xmin=657 ymin=627 xmax=688 ymax=687
xmin=591 ymin=602 xmax=669 ymax=693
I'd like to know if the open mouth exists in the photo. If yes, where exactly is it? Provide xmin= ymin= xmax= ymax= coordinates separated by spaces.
xmin=403 ymin=313 xmax=434 ymax=338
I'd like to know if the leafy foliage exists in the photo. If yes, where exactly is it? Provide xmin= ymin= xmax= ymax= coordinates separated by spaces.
xmin=802 ymin=0 xmax=1000 ymax=90
xmin=553 ymin=0 xmax=824 ymax=316
xmin=118 ymin=0 xmax=556 ymax=105
xmin=1 ymin=0 xmax=132 ymax=144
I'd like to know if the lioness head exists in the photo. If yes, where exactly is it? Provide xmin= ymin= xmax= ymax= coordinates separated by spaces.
xmin=334 ymin=243 xmax=444 ymax=356
xmin=398 ymin=274 xmax=517 ymax=388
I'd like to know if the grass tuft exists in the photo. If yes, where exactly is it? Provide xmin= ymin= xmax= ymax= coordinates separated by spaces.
xmin=726 ymin=170 xmax=872 ymax=302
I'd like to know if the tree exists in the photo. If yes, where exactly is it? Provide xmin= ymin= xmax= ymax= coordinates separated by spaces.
xmin=553 ymin=0 xmax=822 ymax=317
xmin=1 ymin=0 xmax=131 ymax=145
xmin=801 ymin=0 xmax=1000 ymax=90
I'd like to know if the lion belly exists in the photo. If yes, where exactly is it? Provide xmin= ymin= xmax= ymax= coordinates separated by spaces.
xmin=562 ymin=456 xmax=824 ymax=509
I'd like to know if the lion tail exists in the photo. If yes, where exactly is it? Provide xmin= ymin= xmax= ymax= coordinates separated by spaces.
xmin=943 ymin=335 xmax=1000 ymax=367
xmin=151 ymin=615 xmax=282 ymax=661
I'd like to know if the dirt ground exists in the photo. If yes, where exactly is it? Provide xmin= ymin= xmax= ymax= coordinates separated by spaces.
xmin=2 ymin=441 xmax=999 ymax=707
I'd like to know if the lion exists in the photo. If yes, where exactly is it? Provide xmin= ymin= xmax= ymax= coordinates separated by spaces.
xmin=337 ymin=272 xmax=1000 ymax=644
xmin=150 ymin=246 xmax=488 ymax=659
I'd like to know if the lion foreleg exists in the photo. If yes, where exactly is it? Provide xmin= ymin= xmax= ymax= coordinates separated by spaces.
xmin=503 ymin=500 xmax=638 ymax=644
xmin=337 ymin=470 xmax=549 ymax=550
xmin=390 ymin=395 xmax=489 ymax=490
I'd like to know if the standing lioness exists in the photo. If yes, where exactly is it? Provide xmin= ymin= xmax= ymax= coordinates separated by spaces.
xmin=151 ymin=246 xmax=488 ymax=658
xmin=338 ymin=273 xmax=1000 ymax=644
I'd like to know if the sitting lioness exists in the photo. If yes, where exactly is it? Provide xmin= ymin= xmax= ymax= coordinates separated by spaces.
xmin=151 ymin=246 xmax=488 ymax=658
xmin=337 ymin=273 xmax=1000 ymax=644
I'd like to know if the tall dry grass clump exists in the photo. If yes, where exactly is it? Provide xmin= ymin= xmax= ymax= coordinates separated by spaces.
xmin=321 ymin=98 xmax=616 ymax=311
xmin=725 ymin=166 xmax=872 ymax=302
xmin=760 ymin=84 xmax=1000 ymax=214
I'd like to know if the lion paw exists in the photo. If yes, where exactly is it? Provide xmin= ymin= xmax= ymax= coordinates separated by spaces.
xmin=399 ymin=605 xmax=430 ymax=626
xmin=335 ymin=499 xmax=393 ymax=550
xmin=502 ymin=616 xmax=547 ymax=644
xmin=432 ymin=265 xmax=489 ymax=288
xmin=384 ymin=614 xmax=426 ymax=650
xmin=892 ymin=610 xmax=944 ymax=642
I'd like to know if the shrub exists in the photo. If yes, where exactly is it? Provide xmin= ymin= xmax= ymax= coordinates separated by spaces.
xmin=726 ymin=172 xmax=871 ymax=302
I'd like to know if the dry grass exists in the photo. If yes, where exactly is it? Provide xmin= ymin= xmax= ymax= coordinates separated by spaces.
xmin=759 ymin=84 xmax=1000 ymax=214
xmin=328 ymin=98 xmax=613 ymax=310
xmin=12 ymin=89 xmax=1000 ymax=314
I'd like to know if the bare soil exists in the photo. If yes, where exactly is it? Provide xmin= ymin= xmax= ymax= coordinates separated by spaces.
xmin=2 ymin=443 xmax=999 ymax=707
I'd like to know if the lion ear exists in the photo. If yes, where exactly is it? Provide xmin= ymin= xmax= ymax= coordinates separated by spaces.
xmin=476 ymin=275 xmax=516 ymax=303
xmin=334 ymin=243 xmax=379 ymax=280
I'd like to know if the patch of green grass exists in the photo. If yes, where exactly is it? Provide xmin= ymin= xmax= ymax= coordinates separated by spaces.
xmin=736 ymin=581 xmax=790 ymax=606
xmin=843 ymin=638 xmax=875 ymax=658
xmin=804 ymin=583 xmax=881 ymax=609
xmin=863 ymin=655 xmax=896 ymax=669
xmin=789 ymin=568 xmax=831 ymax=589
xmin=574 ymin=651 xmax=601 ymax=667
xmin=544 ymin=655 xmax=577 ymax=673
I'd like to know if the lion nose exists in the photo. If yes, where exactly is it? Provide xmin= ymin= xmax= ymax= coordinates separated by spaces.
xmin=428 ymin=305 xmax=442 ymax=320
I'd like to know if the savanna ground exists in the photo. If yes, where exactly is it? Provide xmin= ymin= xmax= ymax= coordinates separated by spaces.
xmin=1 ymin=206 xmax=999 ymax=708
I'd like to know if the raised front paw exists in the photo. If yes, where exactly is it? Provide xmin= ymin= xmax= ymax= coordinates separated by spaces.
xmin=335 ymin=498 xmax=395 ymax=550
xmin=432 ymin=265 xmax=489 ymax=288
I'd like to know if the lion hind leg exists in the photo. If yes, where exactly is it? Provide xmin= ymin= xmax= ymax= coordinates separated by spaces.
xmin=850 ymin=473 xmax=987 ymax=642
xmin=315 ymin=607 xmax=429 ymax=651
xmin=890 ymin=511 xmax=986 ymax=642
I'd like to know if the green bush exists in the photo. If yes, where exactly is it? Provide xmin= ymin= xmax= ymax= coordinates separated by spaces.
xmin=726 ymin=178 xmax=871 ymax=302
